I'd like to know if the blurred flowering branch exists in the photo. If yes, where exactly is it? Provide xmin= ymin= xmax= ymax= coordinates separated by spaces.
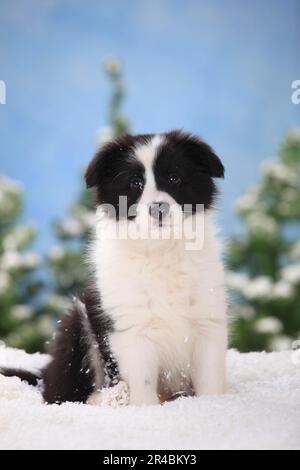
xmin=0 ymin=176 xmax=51 ymax=352
xmin=47 ymin=58 xmax=130 ymax=321
xmin=228 ymin=130 xmax=300 ymax=352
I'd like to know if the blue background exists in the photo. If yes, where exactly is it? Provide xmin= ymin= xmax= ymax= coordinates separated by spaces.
xmin=0 ymin=0 xmax=299 ymax=251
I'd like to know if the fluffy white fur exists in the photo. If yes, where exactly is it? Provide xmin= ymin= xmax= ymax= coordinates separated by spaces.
xmin=90 ymin=136 xmax=228 ymax=406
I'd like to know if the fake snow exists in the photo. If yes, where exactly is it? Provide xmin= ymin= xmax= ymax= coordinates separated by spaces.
xmin=0 ymin=346 xmax=299 ymax=450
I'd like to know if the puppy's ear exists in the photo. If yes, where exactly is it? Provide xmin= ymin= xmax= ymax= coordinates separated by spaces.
xmin=85 ymin=150 xmax=103 ymax=189
xmin=197 ymin=140 xmax=225 ymax=179
xmin=85 ymin=142 xmax=115 ymax=188
xmin=85 ymin=134 xmax=135 ymax=188
xmin=167 ymin=130 xmax=225 ymax=179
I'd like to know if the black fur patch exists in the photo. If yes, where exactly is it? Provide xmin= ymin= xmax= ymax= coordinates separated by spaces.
xmin=42 ymin=288 xmax=119 ymax=404
xmin=154 ymin=130 xmax=224 ymax=211
xmin=42 ymin=304 xmax=95 ymax=404
xmin=81 ymin=287 xmax=119 ymax=387
xmin=85 ymin=134 xmax=153 ymax=219
xmin=0 ymin=368 xmax=41 ymax=386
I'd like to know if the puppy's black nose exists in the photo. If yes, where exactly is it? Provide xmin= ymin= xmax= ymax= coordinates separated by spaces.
xmin=149 ymin=201 xmax=170 ymax=220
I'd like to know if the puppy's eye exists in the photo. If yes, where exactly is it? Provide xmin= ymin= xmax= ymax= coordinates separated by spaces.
xmin=168 ymin=173 xmax=182 ymax=185
xmin=130 ymin=177 xmax=144 ymax=192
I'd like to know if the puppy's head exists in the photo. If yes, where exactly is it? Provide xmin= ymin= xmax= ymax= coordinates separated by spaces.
xmin=85 ymin=130 xmax=224 ymax=228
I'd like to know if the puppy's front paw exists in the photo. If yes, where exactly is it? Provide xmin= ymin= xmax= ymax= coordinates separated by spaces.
xmin=87 ymin=381 xmax=130 ymax=408
xmin=102 ymin=380 xmax=130 ymax=407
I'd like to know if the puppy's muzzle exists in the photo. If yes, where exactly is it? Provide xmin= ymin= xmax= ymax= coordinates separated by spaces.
xmin=149 ymin=202 xmax=170 ymax=222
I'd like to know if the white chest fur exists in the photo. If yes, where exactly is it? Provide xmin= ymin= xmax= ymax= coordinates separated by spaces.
xmin=92 ymin=212 xmax=228 ymax=404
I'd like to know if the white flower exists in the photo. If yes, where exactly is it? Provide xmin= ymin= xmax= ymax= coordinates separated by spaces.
xmin=11 ymin=305 xmax=33 ymax=320
xmin=72 ymin=207 xmax=95 ymax=229
xmin=261 ymin=160 xmax=297 ymax=184
xmin=0 ymin=176 xmax=23 ymax=219
xmin=37 ymin=316 xmax=54 ymax=336
xmin=0 ymin=272 xmax=10 ymax=294
xmin=104 ymin=58 xmax=122 ymax=75
xmin=269 ymin=335 xmax=292 ymax=352
xmin=49 ymin=246 xmax=64 ymax=261
xmin=273 ymin=280 xmax=294 ymax=299
xmin=255 ymin=317 xmax=283 ymax=335
xmin=277 ymin=200 xmax=293 ymax=216
xmin=0 ymin=251 xmax=22 ymax=270
xmin=96 ymin=126 xmax=114 ymax=148
xmin=81 ymin=211 xmax=95 ymax=228
xmin=243 ymin=276 xmax=273 ymax=300
xmin=21 ymin=252 xmax=41 ymax=269
xmin=59 ymin=218 xmax=84 ymax=237
xmin=47 ymin=294 xmax=71 ymax=312
xmin=290 ymin=241 xmax=300 ymax=261
xmin=234 ymin=305 xmax=256 ymax=320
xmin=226 ymin=272 xmax=249 ymax=292
xmin=0 ymin=251 xmax=40 ymax=270
xmin=0 ymin=175 xmax=23 ymax=195
xmin=281 ymin=263 xmax=300 ymax=285
xmin=246 ymin=212 xmax=278 ymax=237
xmin=3 ymin=226 xmax=34 ymax=251
xmin=287 ymin=128 xmax=300 ymax=143
xmin=227 ymin=273 xmax=277 ymax=300
xmin=234 ymin=187 xmax=259 ymax=213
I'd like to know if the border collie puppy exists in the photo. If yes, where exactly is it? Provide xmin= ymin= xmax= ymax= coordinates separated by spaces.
xmin=1 ymin=130 xmax=228 ymax=406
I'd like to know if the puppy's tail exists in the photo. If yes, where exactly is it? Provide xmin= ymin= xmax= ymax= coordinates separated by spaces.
xmin=0 ymin=367 xmax=42 ymax=386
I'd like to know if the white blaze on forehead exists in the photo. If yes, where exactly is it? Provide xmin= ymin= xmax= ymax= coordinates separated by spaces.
xmin=134 ymin=135 xmax=165 ymax=205
xmin=134 ymin=134 xmax=165 ymax=169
